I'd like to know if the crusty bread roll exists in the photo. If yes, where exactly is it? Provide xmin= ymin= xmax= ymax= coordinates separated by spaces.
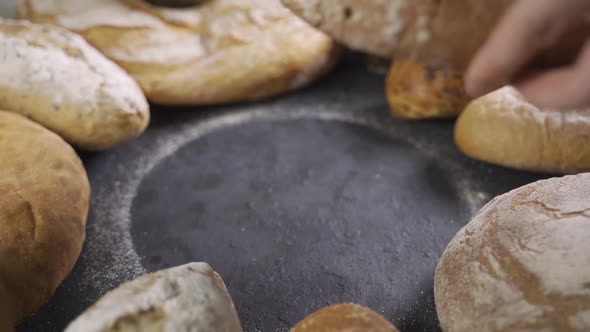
xmin=291 ymin=303 xmax=399 ymax=332
xmin=455 ymin=86 xmax=590 ymax=174
xmin=0 ymin=18 xmax=149 ymax=150
xmin=0 ymin=111 xmax=89 ymax=331
xmin=281 ymin=0 xmax=589 ymax=70
xmin=435 ymin=173 xmax=590 ymax=332
xmin=386 ymin=60 xmax=470 ymax=119
xmin=65 ymin=263 xmax=242 ymax=332
xmin=19 ymin=0 xmax=339 ymax=106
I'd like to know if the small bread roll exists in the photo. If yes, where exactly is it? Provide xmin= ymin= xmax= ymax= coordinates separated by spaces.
xmin=19 ymin=0 xmax=339 ymax=106
xmin=455 ymin=86 xmax=590 ymax=174
xmin=435 ymin=173 xmax=590 ymax=332
xmin=281 ymin=0 xmax=589 ymax=70
xmin=291 ymin=303 xmax=399 ymax=332
xmin=386 ymin=60 xmax=470 ymax=119
xmin=65 ymin=263 xmax=242 ymax=332
xmin=0 ymin=19 xmax=149 ymax=150
xmin=0 ymin=111 xmax=89 ymax=331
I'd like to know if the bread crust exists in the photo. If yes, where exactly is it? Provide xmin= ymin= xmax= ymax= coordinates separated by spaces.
xmin=386 ymin=60 xmax=470 ymax=119
xmin=0 ymin=111 xmax=89 ymax=330
xmin=19 ymin=0 xmax=339 ymax=106
xmin=65 ymin=263 xmax=242 ymax=332
xmin=291 ymin=303 xmax=399 ymax=332
xmin=435 ymin=173 xmax=590 ymax=331
xmin=281 ymin=0 xmax=589 ymax=70
xmin=455 ymin=86 xmax=590 ymax=174
xmin=0 ymin=19 xmax=150 ymax=150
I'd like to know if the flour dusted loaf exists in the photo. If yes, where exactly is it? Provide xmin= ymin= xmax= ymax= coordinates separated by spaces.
xmin=291 ymin=304 xmax=399 ymax=332
xmin=455 ymin=86 xmax=590 ymax=174
xmin=435 ymin=173 xmax=590 ymax=331
xmin=19 ymin=0 xmax=339 ymax=106
xmin=386 ymin=60 xmax=470 ymax=119
xmin=65 ymin=263 xmax=242 ymax=332
xmin=281 ymin=0 xmax=589 ymax=71
xmin=0 ymin=19 xmax=149 ymax=150
xmin=0 ymin=111 xmax=89 ymax=331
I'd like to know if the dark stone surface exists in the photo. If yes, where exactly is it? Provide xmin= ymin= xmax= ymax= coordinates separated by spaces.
xmin=17 ymin=56 xmax=546 ymax=332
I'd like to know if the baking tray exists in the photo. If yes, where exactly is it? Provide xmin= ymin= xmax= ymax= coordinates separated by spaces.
xmin=13 ymin=54 xmax=548 ymax=332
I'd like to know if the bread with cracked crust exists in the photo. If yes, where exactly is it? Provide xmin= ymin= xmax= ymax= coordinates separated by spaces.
xmin=0 ymin=18 xmax=149 ymax=150
xmin=291 ymin=303 xmax=399 ymax=332
xmin=281 ymin=0 xmax=589 ymax=71
xmin=435 ymin=173 xmax=590 ymax=331
xmin=0 ymin=110 xmax=89 ymax=331
xmin=18 ymin=0 xmax=339 ymax=106
xmin=65 ymin=263 xmax=242 ymax=332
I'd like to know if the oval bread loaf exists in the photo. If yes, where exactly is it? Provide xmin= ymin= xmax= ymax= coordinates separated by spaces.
xmin=0 ymin=19 xmax=150 ymax=150
xmin=455 ymin=86 xmax=590 ymax=174
xmin=386 ymin=60 xmax=470 ymax=119
xmin=19 ymin=0 xmax=339 ymax=106
xmin=65 ymin=263 xmax=242 ymax=332
xmin=435 ymin=173 xmax=590 ymax=332
xmin=0 ymin=111 xmax=89 ymax=331
xmin=281 ymin=0 xmax=590 ymax=70
xmin=291 ymin=303 xmax=399 ymax=332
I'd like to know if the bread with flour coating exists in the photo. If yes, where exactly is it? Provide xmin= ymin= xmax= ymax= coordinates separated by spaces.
xmin=0 ymin=19 xmax=149 ymax=150
xmin=65 ymin=263 xmax=242 ymax=332
xmin=0 ymin=111 xmax=89 ymax=331
xmin=435 ymin=173 xmax=590 ymax=331
xmin=455 ymin=86 xmax=590 ymax=174
xmin=281 ymin=0 xmax=589 ymax=70
xmin=19 ymin=0 xmax=339 ymax=106
xmin=291 ymin=303 xmax=399 ymax=332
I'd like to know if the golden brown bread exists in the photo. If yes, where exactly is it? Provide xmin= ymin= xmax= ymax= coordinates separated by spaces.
xmin=0 ymin=111 xmax=89 ymax=331
xmin=291 ymin=303 xmax=399 ymax=332
xmin=435 ymin=173 xmax=590 ymax=332
xmin=19 ymin=0 xmax=339 ymax=106
xmin=281 ymin=0 xmax=589 ymax=70
xmin=0 ymin=18 xmax=150 ymax=150
xmin=386 ymin=60 xmax=470 ymax=119
xmin=455 ymin=86 xmax=590 ymax=174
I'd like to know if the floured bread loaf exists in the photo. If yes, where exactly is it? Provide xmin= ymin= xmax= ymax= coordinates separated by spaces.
xmin=281 ymin=0 xmax=589 ymax=71
xmin=19 ymin=0 xmax=339 ymax=106
xmin=0 ymin=18 xmax=149 ymax=150
xmin=291 ymin=303 xmax=399 ymax=332
xmin=455 ymin=86 xmax=590 ymax=174
xmin=65 ymin=263 xmax=242 ymax=332
xmin=0 ymin=111 xmax=89 ymax=331
xmin=435 ymin=173 xmax=590 ymax=332
xmin=386 ymin=60 xmax=470 ymax=119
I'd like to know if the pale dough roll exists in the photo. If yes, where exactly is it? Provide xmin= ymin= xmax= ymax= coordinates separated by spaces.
xmin=65 ymin=263 xmax=242 ymax=332
xmin=435 ymin=173 xmax=590 ymax=331
xmin=0 ymin=111 xmax=89 ymax=331
xmin=19 ymin=0 xmax=339 ymax=106
xmin=0 ymin=18 xmax=150 ymax=150
xmin=455 ymin=86 xmax=590 ymax=174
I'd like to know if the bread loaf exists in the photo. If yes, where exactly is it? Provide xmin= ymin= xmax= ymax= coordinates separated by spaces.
xmin=65 ymin=263 xmax=242 ymax=332
xmin=19 ymin=0 xmax=339 ymax=106
xmin=455 ymin=86 xmax=590 ymax=174
xmin=291 ymin=303 xmax=399 ymax=332
xmin=281 ymin=0 xmax=589 ymax=70
xmin=0 ymin=18 xmax=149 ymax=150
xmin=435 ymin=173 xmax=590 ymax=331
xmin=0 ymin=111 xmax=89 ymax=331
xmin=386 ymin=60 xmax=470 ymax=119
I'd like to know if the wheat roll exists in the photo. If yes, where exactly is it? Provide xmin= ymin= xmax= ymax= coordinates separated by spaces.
xmin=435 ymin=173 xmax=590 ymax=331
xmin=0 ymin=111 xmax=89 ymax=331
xmin=19 ymin=0 xmax=339 ymax=106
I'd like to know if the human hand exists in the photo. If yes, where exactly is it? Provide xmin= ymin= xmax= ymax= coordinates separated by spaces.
xmin=465 ymin=0 xmax=590 ymax=110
